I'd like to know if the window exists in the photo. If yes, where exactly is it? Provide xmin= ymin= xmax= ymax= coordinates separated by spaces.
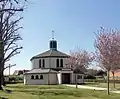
xmin=50 ymin=41 xmax=53 ymax=48
xmin=56 ymin=59 xmax=59 ymax=67
xmin=77 ymin=75 xmax=82 ymax=79
xmin=60 ymin=59 xmax=63 ymax=67
xmin=35 ymin=75 xmax=39 ymax=79
xmin=40 ymin=75 xmax=43 ymax=79
xmin=53 ymin=41 xmax=57 ymax=49
xmin=42 ymin=59 xmax=45 ymax=68
xmin=31 ymin=75 xmax=34 ymax=79
xmin=39 ymin=59 xmax=41 ymax=68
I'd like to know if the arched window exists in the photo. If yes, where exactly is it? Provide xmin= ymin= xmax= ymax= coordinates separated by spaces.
xmin=53 ymin=41 xmax=57 ymax=49
xmin=60 ymin=59 xmax=63 ymax=67
xmin=35 ymin=75 xmax=39 ymax=79
xmin=50 ymin=41 xmax=53 ymax=48
xmin=39 ymin=59 xmax=41 ymax=68
xmin=42 ymin=59 xmax=45 ymax=68
xmin=31 ymin=75 xmax=34 ymax=79
xmin=40 ymin=75 xmax=43 ymax=79
xmin=56 ymin=59 xmax=59 ymax=67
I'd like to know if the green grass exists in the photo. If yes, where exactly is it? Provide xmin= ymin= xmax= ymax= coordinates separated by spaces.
xmin=0 ymin=84 xmax=120 ymax=99
xmin=85 ymin=82 xmax=120 ymax=90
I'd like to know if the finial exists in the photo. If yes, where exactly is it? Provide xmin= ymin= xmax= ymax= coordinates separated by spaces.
xmin=52 ymin=30 xmax=54 ymax=40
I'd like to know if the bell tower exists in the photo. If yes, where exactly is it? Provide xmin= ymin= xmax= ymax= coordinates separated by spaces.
xmin=49 ymin=30 xmax=57 ymax=51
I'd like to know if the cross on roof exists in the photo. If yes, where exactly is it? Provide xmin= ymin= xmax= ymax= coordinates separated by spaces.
xmin=52 ymin=30 xmax=54 ymax=40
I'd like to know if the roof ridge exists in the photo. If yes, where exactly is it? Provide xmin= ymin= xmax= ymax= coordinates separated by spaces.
xmin=30 ymin=49 xmax=69 ymax=61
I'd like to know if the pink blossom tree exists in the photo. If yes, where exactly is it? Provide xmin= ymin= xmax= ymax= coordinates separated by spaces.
xmin=94 ymin=27 xmax=120 ymax=94
xmin=68 ymin=49 xmax=94 ymax=88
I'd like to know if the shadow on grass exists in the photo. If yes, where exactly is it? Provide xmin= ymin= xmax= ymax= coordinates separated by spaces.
xmin=5 ymin=85 xmax=67 ymax=89
xmin=2 ymin=86 xmax=120 ymax=99
xmin=0 ymin=96 xmax=8 ymax=99
xmin=18 ymin=89 xmax=116 ymax=99
xmin=23 ymin=89 xmax=84 ymax=97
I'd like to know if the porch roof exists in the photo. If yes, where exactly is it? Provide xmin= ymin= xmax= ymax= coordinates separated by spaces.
xmin=24 ymin=69 xmax=58 ymax=74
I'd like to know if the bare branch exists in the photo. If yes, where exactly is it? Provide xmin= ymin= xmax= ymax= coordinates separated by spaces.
xmin=0 ymin=8 xmax=23 ymax=12
xmin=4 ymin=46 xmax=22 ymax=62
xmin=4 ymin=64 xmax=16 ymax=70
xmin=0 ymin=0 xmax=26 ymax=89
xmin=4 ymin=36 xmax=21 ymax=54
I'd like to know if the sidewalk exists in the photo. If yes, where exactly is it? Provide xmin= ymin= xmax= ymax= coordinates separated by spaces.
xmin=65 ymin=84 xmax=120 ymax=93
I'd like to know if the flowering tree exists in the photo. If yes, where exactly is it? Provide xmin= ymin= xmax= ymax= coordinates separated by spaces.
xmin=69 ymin=49 xmax=94 ymax=69
xmin=68 ymin=49 xmax=94 ymax=88
xmin=94 ymin=27 xmax=120 ymax=94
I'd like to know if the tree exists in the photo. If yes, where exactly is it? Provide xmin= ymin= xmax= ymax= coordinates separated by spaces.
xmin=96 ymin=70 xmax=107 ymax=82
xmin=96 ymin=70 xmax=107 ymax=77
xmin=68 ymin=49 xmax=94 ymax=88
xmin=94 ymin=27 xmax=120 ymax=94
xmin=85 ymin=69 xmax=98 ymax=77
xmin=110 ymin=66 xmax=120 ymax=88
xmin=0 ymin=0 xmax=27 ymax=90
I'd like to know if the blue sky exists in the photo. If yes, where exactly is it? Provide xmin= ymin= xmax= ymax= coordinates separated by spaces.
xmin=4 ymin=0 xmax=120 ymax=74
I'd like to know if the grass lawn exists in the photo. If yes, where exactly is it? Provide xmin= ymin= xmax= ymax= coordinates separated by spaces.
xmin=85 ymin=82 xmax=120 ymax=90
xmin=0 ymin=84 xmax=120 ymax=99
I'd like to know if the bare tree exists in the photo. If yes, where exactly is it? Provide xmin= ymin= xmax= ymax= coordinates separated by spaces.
xmin=68 ymin=49 xmax=94 ymax=88
xmin=94 ymin=27 xmax=120 ymax=94
xmin=0 ymin=0 xmax=26 ymax=90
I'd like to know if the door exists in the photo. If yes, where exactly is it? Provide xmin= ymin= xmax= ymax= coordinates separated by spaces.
xmin=62 ymin=73 xmax=70 ymax=84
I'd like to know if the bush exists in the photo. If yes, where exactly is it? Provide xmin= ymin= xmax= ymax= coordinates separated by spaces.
xmin=5 ymin=75 xmax=24 ymax=84
xmin=9 ymin=76 xmax=16 ymax=81
xmin=84 ymin=75 xmax=96 ymax=79
xmin=85 ymin=79 xmax=105 ymax=83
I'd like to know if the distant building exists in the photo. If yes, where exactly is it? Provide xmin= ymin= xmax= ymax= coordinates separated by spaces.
xmin=110 ymin=70 xmax=120 ymax=80
xmin=24 ymin=36 xmax=84 ymax=85
xmin=13 ymin=70 xmax=30 ymax=75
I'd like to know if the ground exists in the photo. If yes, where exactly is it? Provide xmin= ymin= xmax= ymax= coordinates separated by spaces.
xmin=0 ymin=84 xmax=120 ymax=99
xmin=85 ymin=82 xmax=120 ymax=90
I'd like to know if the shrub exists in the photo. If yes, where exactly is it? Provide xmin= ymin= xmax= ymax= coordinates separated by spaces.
xmin=84 ymin=75 xmax=96 ymax=79
xmin=5 ymin=75 xmax=24 ymax=84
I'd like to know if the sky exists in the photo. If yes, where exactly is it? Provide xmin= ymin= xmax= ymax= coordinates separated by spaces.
xmin=4 ymin=0 xmax=120 ymax=75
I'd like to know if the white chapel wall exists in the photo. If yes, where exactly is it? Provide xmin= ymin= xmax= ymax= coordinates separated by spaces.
xmin=24 ymin=73 xmax=57 ymax=85
xmin=32 ymin=57 xmax=69 ymax=69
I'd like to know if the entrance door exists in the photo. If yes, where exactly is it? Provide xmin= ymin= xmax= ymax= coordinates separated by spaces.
xmin=62 ymin=73 xmax=70 ymax=84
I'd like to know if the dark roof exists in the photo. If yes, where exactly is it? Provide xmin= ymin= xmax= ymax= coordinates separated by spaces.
xmin=31 ymin=50 xmax=70 ymax=61
xmin=73 ymin=66 xmax=84 ymax=74
xmin=24 ymin=69 xmax=58 ymax=74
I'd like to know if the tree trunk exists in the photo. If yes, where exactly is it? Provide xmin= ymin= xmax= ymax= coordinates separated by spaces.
xmin=0 ymin=44 xmax=4 ymax=89
xmin=0 ymin=15 xmax=3 ymax=90
xmin=1 ymin=72 xmax=5 ymax=86
xmin=0 ymin=52 xmax=5 ymax=87
xmin=0 ymin=66 xmax=3 ymax=90
xmin=107 ymin=70 xmax=110 ymax=95
xmin=112 ymin=72 xmax=115 ymax=88
xmin=75 ymin=74 xmax=78 ymax=88
xmin=0 ymin=9 xmax=5 ymax=89
xmin=0 ymin=56 xmax=4 ymax=90
xmin=0 ymin=74 xmax=3 ymax=90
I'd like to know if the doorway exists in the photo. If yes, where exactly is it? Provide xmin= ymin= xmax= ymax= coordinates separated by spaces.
xmin=62 ymin=73 xmax=70 ymax=84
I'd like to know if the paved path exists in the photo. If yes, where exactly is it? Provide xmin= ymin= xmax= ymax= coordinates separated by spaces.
xmin=65 ymin=84 xmax=120 ymax=93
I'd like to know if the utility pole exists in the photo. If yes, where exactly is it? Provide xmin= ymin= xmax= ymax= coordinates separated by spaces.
xmin=9 ymin=64 xmax=10 ymax=76
xmin=5 ymin=64 xmax=16 ymax=76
